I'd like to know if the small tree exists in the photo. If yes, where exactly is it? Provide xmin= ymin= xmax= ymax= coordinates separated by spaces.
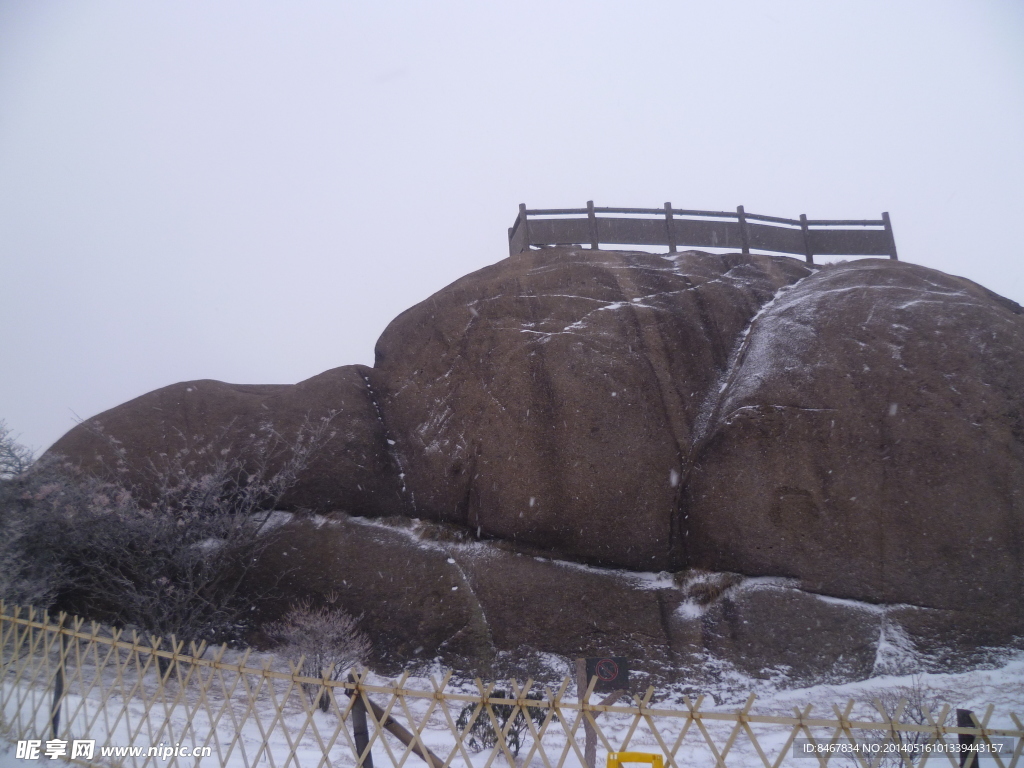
xmin=265 ymin=597 xmax=371 ymax=712
xmin=830 ymin=677 xmax=955 ymax=768
xmin=868 ymin=677 xmax=953 ymax=767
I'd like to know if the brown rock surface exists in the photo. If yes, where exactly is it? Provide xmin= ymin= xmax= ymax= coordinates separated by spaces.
xmin=372 ymin=248 xmax=811 ymax=569
xmin=684 ymin=583 xmax=883 ymax=683
xmin=371 ymin=249 xmax=1023 ymax=634
xmin=46 ymin=247 xmax=1024 ymax=671
xmin=248 ymin=516 xmax=492 ymax=670
xmin=48 ymin=365 xmax=410 ymax=517
xmin=248 ymin=515 xmax=682 ymax=678
xmin=685 ymin=259 xmax=1024 ymax=621
xmin=244 ymin=514 xmax=901 ymax=687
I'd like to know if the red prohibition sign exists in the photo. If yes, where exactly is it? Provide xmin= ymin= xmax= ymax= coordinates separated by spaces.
xmin=595 ymin=659 xmax=619 ymax=681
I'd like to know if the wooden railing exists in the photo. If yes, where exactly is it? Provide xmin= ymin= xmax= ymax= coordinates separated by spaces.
xmin=3 ymin=604 xmax=1021 ymax=768
xmin=508 ymin=202 xmax=898 ymax=265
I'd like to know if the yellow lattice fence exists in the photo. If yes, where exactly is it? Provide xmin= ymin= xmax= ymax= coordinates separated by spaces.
xmin=1 ymin=603 xmax=1021 ymax=768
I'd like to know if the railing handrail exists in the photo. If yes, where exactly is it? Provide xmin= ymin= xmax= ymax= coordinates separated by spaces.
xmin=523 ymin=207 xmax=884 ymax=227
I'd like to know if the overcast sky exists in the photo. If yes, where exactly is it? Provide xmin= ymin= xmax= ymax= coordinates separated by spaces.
xmin=1 ymin=1 xmax=1022 ymax=455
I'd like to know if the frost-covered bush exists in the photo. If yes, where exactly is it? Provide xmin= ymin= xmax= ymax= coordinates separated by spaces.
xmin=0 ymin=422 xmax=64 ymax=607
xmin=0 ymin=414 xmax=336 ymax=648
xmin=265 ymin=597 xmax=371 ymax=712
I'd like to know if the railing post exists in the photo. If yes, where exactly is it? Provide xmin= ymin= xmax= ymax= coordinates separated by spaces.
xmin=587 ymin=200 xmax=599 ymax=250
xmin=519 ymin=203 xmax=531 ymax=253
xmin=882 ymin=212 xmax=898 ymax=260
xmin=664 ymin=203 xmax=677 ymax=253
xmin=799 ymin=214 xmax=814 ymax=265
xmin=737 ymin=205 xmax=750 ymax=255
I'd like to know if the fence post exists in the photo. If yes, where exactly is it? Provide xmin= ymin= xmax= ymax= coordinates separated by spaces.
xmin=737 ymin=206 xmax=750 ymax=255
xmin=882 ymin=212 xmax=898 ymax=260
xmin=50 ymin=616 xmax=66 ymax=739
xmin=576 ymin=659 xmax=597 ymax=768
xmin=957 ymin=709 xmax=977 ymax=768
xmin=587 ymin=200 xmax=599 ymax=250
xmin=351 ymin=682 xmax=373 ymax=768
xmin=799 ymin=214 xmax=814 ymax=265
xmin=664 ymin=203 xmax=677 ymax=253
xmin=347 ymin=672 xmax=442 ymax=768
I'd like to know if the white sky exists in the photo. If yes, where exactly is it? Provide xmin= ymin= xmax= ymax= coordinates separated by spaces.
xmin=1 ymin=1 xmax=1022 ymax=455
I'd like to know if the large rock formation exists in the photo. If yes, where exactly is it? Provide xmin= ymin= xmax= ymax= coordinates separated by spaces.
xmin=47 ymin=365 xmax=409 ymax=517
xmin=48 ymin=248 xmax=1024 ymax=681
xmin=371 ymin=250 xmax=810 ymax=569
xmin=685 ymin=261 xmax=1024 ymax=621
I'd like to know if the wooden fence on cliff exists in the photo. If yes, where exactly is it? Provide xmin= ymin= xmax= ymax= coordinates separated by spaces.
xmin=2 ymin=604 xmax=1021 ymax=768
xmin=508 ymin=203 xmax=898 ymax=265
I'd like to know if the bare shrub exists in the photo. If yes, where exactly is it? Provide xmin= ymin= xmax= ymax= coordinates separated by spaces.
xmin=868 ymin=676 xmax=954 ymax=766
xmin=0 ymin=420 xmax=34 ymax=480
xmin=265 ymin=596 xmax=371 ymax=712
xmin=830 ymin=677 xmax=955 ymax=767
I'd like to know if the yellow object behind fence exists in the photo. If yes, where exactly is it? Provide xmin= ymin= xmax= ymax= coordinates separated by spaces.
xmin=607 ymin=752 xmax=665 ymax=768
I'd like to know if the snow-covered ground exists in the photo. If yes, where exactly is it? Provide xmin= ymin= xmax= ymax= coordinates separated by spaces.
xmin=2 ymin=648 xmax=1021 ymax=767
